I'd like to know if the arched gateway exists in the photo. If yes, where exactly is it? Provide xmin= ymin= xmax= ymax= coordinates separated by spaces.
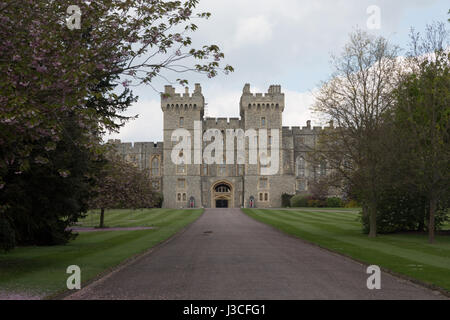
xmin=211 ymin=181 xmax=234 ymax=208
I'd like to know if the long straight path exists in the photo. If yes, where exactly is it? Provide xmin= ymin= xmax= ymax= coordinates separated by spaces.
xmin=67 ymin=209 xmax=445 ymax=300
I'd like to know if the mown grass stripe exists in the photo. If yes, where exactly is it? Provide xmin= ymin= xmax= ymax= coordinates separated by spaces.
xmin=0 ymin=209 xmax=203 ymax=296
xmin=243 ymin=208 xmax=450 ymax=292
xmin=260 ymin=210 xmax=450 ymax=260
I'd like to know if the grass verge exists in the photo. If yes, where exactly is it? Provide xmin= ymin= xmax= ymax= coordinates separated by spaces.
xmin=243 ymin=208 xmax=450 ymax=293
xmin=0 ymin=208 xmax=203 ymax=298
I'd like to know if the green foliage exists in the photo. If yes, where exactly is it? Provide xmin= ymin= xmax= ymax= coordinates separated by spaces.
xmin=0 ymin=215 xmax=15 ymax=252
xmin=290 ymin=194 xmax=345 ymax=208
xmin=360 ymin=187 xmax=449 ymax=234
xmin=307 ymin=199 xmax=321 ymax=207
xmin=0 ymin=209 xmax=202 ymax=297
xmin=243 ymin=208 xmax=450 ymax=292
xmin=88 ymin=154 xmax=156 ymax=211
xmin=281 ymin=193 xmax=294 ymax=207
xmin=0 ymin=0 xmax=232 ymax=249
xmin=326 ymin=197 xmax=344 ymax=208
xmin=0 ymin=118 xmax=103 ymax=247
xmin=153 ymin=193 xmax=164 ymax=208
xmin=345 ymin=200 xmax=360 ymax=208
xmin=290 ymin=195 xmax=310 ymax=208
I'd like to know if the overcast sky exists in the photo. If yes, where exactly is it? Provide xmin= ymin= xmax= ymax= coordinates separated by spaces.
xmin=106 ymin=0 xmax=449 ymax=143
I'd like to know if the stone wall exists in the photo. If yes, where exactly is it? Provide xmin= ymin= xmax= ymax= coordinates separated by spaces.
xmin=112 ymin=83 xmax=333 ymax=208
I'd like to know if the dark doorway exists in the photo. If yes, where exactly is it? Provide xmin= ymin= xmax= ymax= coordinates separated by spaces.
xmin=216 ymin=199 xmax=229 ymax=208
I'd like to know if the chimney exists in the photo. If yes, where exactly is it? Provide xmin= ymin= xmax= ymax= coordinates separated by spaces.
xmin=194 ymin=83 xmax=202 ymax=94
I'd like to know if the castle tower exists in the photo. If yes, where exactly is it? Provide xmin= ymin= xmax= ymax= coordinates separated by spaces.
xmin=161 ymin=84 xmax=204 ymax=208
xmin=239 ymin=84 xmax=286 ymax=208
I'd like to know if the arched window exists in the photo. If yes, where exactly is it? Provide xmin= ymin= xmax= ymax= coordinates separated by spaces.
xmin=215 ymin=184 xmax=231 ymax=193
xmin=296 ymin=156 xmax=305 ymax=177
xmin=320 ymin=161 xmax=327 ymax=176
xmin=151 ymin=156 xmax=160 ymax=176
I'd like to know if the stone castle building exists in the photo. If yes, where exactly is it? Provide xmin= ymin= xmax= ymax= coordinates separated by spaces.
xmin=110 ymin=83 xmax=333 ymax=208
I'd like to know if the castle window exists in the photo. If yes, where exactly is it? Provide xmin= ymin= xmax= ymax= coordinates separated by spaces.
xmin=179 ymin=117 xmax=184 ymax=127
xmin=215 ymin=184 xmax=230 ymax=193
xmin=320 ymin=161 xmax=327 ymax=176
xmin=177 ymin=179 xmax=186 ymax=189
xmin=151 ymin=156 xmax=160 ymax=176
xmin=237 ymin=165 xmax=244 ymax=176
xmin=268 ymin=136 xmax=272 ymax=146
xmin=259 ymin=178 xmax=268 ymax=189
xmin=202 ymin=164 xmax=208 ymax=176
xmin=176 ymin=164 xmax=186 ymax=174
xmin=176 ymin=153 xmax=186 ymax=175
xmin=296 ymin=179 xmax=306 ymax=192
xmin=177 ymin=193 xmax=187 ymax=202
xmin=261 ymin=117 xmax=266 ymax=126
xmin=296 ymin=156 xmax=305 ymax=177
xmin=259 ymin=192 xmax=269 ymax=202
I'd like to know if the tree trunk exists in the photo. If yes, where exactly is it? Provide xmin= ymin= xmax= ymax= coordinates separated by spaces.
xmin=368 ymin=201 xmax=377 ymax=238
xmin=417 ymin=210 xmax=425 ymax=232
xmin=99 ymin=208 xmax=105 ymax=229
xmin=428 ymin=196 xmax=436 ymax=244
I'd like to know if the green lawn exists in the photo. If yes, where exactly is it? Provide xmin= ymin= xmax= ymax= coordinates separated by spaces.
xmin=0 ymin=208 xmax=202 ymax=298
xmin=243 ymin=208 xmax=450 ymax=292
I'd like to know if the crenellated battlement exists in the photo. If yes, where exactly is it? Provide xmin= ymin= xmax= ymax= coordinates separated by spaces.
xmin=282 ymin=120 xmax=332 ymax=136
xmin=161 ymin=84 xmax=204 ymax=111
xmin=108 ymin=139 xmax=163 ymax=155
xmin=203 ymin=117 xmax=242 ymax=129
xmin=240 ymin=84 xmax=285 ymax=114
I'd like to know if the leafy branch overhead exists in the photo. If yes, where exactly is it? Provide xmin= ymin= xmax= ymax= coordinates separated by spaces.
xmin=0 ymin=0 xmax=233 ymax=188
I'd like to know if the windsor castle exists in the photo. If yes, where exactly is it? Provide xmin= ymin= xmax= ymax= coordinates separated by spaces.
xmin=109 ymin=84 xmax=334 ymax=208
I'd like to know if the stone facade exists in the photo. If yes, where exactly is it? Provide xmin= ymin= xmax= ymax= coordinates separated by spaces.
xmin=110 ymin=83 xmax=333 ymax=208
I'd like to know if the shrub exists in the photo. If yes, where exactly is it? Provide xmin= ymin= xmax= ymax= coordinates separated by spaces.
xmin=153 ymin=193 xmax=164 ymax=208
xmin=281 ymin=194 xmax=294 ymax=207
xmin=345 ymin=200 xmax=360 ymax=208
xmin=307 ymin=199 xmax=321 ymax=207
xmin=290 ymin=194 xmax=310 ymax=207
xmin=360 ymin=188 xmax=448 ymax=234
xmin=326 ymin=197 xmax=344 ymax=208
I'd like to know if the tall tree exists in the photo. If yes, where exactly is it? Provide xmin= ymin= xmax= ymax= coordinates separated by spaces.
xmin=0 ymin=0 xmax=232 ymax=248
xmin=88 ymin=154 xmax=155 ymax=228
xmin=394 ymin=22 xmax=449 ymax=243
xmin=313 ymin=29 xmax=399 ymax=237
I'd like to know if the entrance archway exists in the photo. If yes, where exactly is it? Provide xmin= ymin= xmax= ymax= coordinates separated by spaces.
xmin=211 ymin=181 xmax=234 ymax=208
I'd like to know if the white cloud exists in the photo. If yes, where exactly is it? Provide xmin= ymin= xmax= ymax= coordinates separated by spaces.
xmin=107 ymin=0 xmax=444 ymax=142
xmin=232 ymin=16 xmax=274 ymax=49
xmin=105 ymin=99 xmax=163 ymax=143
xmin=283 ymin=89 xmax=319 ymax=128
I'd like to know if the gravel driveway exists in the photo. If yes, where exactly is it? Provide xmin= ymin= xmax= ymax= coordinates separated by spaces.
xmin=66 ymin=208 xmax=446 ymax=300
